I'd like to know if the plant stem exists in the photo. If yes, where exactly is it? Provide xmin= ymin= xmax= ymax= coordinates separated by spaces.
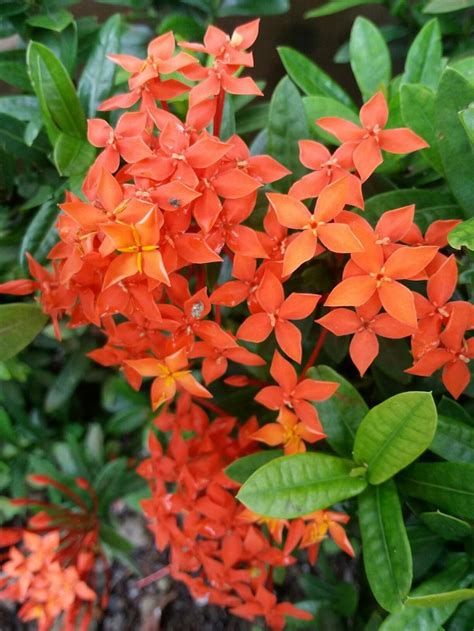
xmin=213 ymin=89 xmax=225 ymax=138
xmin=194 ymin=397 xmax=230 ymax=417
xmin=137 ymin=566 xmax=170 ymax=588
xmin=300 ymin=329 xmax=328 ymax=379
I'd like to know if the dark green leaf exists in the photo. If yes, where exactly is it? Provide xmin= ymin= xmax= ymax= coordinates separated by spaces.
xmin=435 ymin=69 xmax=474 ymax=214
xmin=358 ymin=480 xmax=412 ymax=612
xmin=399 ymin=462 xmax=474 ymax=519
xmin=220 ymin=95 xmax=236 ymax=141
xmin=448 ymin=218 xmax=474 ymax=251
xmin=448 ymin=599 xmax=474 ymax=631
xmin=407 ymin=524 xmax=443 ymax=581
xmin=349 ymin=17 xmax=391 ymax=100
xmin=424 ymin=0 xmax=474 ymax=13
xmin=278 ymin=47 xmax=353 ymax=107
xmin=303 ymin=96 xmax=359 ymax=145
xmin=420 ymin=511 xmax=472 ymax=541
xmin=100 ymin=523 xmax=134 ymax=553
xmin=402 ymin=19 xmax=442 ymax=89
xmin=45 ymin=352 xmax=90 ymax=413
xmin=0 ymin=96 xmax=39 ymax=122
xmin=380 ymin=556 xmax=470 ymax=630
xmin=236 ymin=102 xmax=269 ymax=134
xmin=237 ymin=452 xmax=367 ymax=518
xmin=267 ymin=77 xmax=309 ymax=191
xmin=19 ymin=198 xmax=59 ymax=266
xmin=0 ymin=51 xmax=30 ymax=91
xmin=353 ymin=392 xmax=437 ymax=484
xmin=305 ymin=0 xmax=383 ymax=18
xmin=53 ymin=133 xmax=95 ymax=176
xmin=27 ymin=41 xmax=86 ymax=144
xmin=309 ymin=365 xmax=368 ymax=457
xmin=78 ymin=14 xmax=121 ymax=117
xmin=430 ymin=414 xmax=474 ymax=462
xmin=218 ymin=0 xmax=290 ymax=16
xmin=26 ymin=10 xmax=73 ymax=32
xmin=0 ymin=304 xmax=47 ymax=361
xmin=225 ymin=450 xmax=284 ymax=484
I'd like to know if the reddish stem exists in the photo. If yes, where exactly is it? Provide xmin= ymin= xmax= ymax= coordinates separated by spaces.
xmin=213 ymin=89 xmax=225 ymax=138
xmin=137 ymin=566 xmax=170 ymax=588
xmin=214 ymin=305 xmax=221 ymax=325
xmin=300 ymin=328 xmax=329 ymax=379
xmin=193 ymin=397 xmax=230 ymax=417
xmin=160 ymin=100 xmax=169 ymax=112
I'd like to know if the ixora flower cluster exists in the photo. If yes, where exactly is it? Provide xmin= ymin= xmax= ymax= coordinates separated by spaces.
xmin=1 ymin=19 xmax=473 ymax=630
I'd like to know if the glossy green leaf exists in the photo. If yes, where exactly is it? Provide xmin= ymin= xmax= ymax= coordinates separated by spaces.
xmin=278 ymin=47 xmax=353 ymax=107
xmin=236 ymin=102 xmax=269 ymax=134
xmin=435 ymin=69 xmax=474 ymax=214
xmin=358 ymin=480 xmax=412 ymax=612
xmin=0 ymin=114 xmax=45 ymax=161
xmin=364 ymin=189 xmax=463 ymax=231
xmin=459 ymin=103 xmax=474 ymax=144
xmin=31 ymin=21 xmax=78 ymax=75
xmin=349 ymin=17 xmax=391 ymax=100
xmin=27 ymin=41 xmax=86 ymax=145
xmin=303 ymin=96 xmax=359 ymax=145
xmin=421 ymin=511 xmax=472 ymax=541
xmin=407 ymin=589 xmax=474 ymax=608
xmin=218 ymin=0 xmax=290 ymax=16
xmin=78 ymin=14 xmax=122 ymax=117
xmin=53 ymin=133 xmax=95 ymax=177
xmin=399 ymin=462 xmax=474 ymax=519
xmin=0 ymin=304 xmax=47 ymax=361
xmin=448 ymin=218 xmax=474 ymax=251
xmin=0 ymin=96 xmax=39 ymax=122
xmin=424 ymin=0 xmax=474 ymax=13
xmin=305 ymin=0 xmax=383 ymax=18
xmin=225 ymin=450 xmax=284 ymax=484
xmin=380 ymin=556 xmax=470 ymax=630
xmin=407 ymin=524 xmax=443 ymax=581
xmin=267 ymin=77 xmax=309 ymax=191
xmin=402 ymin=19 xmax=442 ymax=89
xmin=430 ymin=414 xmax=474 ymax=462
xmin=26 ymin=10 xmax=73 ymax=32
xmin=20 ymin=198 xmax=59 ymax=266
xmin=237 ymin=453 xmax=367 ymax=518
xmin=309 ymin=365 xmax=368 ymax=457
xmin=400 ymin=84 xmax=443 ymax=173
xmin=354 ymin=392 xmax=437 ymax=484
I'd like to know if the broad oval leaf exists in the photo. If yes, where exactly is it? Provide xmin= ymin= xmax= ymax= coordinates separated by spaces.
xmin=430 ymin=413 xmax=474 ymax=462
xmin=353 ymin=391 xmax=437 ymax=484
xmin=278 ymin=47 xmax=353 ymax=107
xmin=398 ymin=462 xmax=474 ymax=519
xmin=424 ymin=0 xmax=474 ymax=13
xmin=237 ymin=452 xmax=367 ymax=519
xmin=309 ymin=365 xmax=368 ymax=457
xmin=420 ymin=511 xmax=472 ymax=541
xmin=26 ymin=9 xmax=73 ymax=32
xmin=225 ymin=450 xmax=283 ymax=484
xmin=78 ymin=14 xmax=122 ymax=117
xmin=267 ymin=76 xmax=309 ymax=191
xmin=53 ymin=133 xmax=95 ymax=177
xmin=402 ymin=19 xmax=442 ymax=89
xmin=448 ymin=218 xmax=474 ymax=251
xmin=358 ymin=480 xmax=412 ymax=613
xmin=435 ymin=69 xmax=474 ymax=214
xmin=380 ymin=556 xmax=470 ymax=630
xmin=0 ymin=304 xmax=47 ymax=361
xmin=349 ymin=17 xmax=391 ymax=100
xmin=26 ymin=41 xmax=86 ymax=144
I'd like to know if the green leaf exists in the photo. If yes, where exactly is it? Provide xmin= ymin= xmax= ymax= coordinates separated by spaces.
xmin=402 ymin=19 xmax=442 ymax=90
xmin=19 ymin=198 xmax=59 ymax=266
xmin=267 ymin=77 xmax=309 ymax=191
xmin=26 ymin=10 xmax=73 ymax=32
xmin=278 ymin=47 xmax=353 ymax=108
xmin=399 ymin=462 xmax=474 ymax=519
xmin=237 ymin=452 xmax=367 ymax=518
xmin=78 ymin=14 xmax=121 ymax=117
xmin=53 ymin=133 xmax=95 ymax=176
xmin=0 ymin=96 xmax=39 ymax=122
xmin=424 ymin=0 xmax=474 ymax=13
xmin=380 ymin=556 xmax=470 ymax=630
xmin=303 ymin=96 xmax=359 ymax=145
xmin=100 ymin=523 xmax=133 ymax=553
xmin=45 ymin=352 xmax=90 ymax=413
xmin=309 ymin=365 xmax=368 ymax=457
xmin=435 ymin=69 xmax=474 ymax=214
xmin=407 ymin=589 xmax=474 ymax=608
xmin=0 ymin=304 xmax=47 ymax=361
xmin=0 ymin=51 xmax=30 ymax=91
xmin=430 ymin=414 xmax=474 ymax=462
xmin=225 ymin=450 xmax=284 ymax=484
xmin=407 ymin=524 xmax=443 ymax=581
xmin=299 ymin=575 xmax=358 ymax=616
xmin=0 ymin=114 xmax=45 ymax=161
xmin=305 ymin=0 xmax=383 ymax=18
xmin=459 ymin=103 xmax=474 ymax=144
xmin=218 ymin=0 xmax=290 ymax=16
xmin=220 ymin=95 xmax=236 ymax=141
xmin=448 ymin=599 xmax=474 ymax=630
xmin=448 ymin=218 xmax=474 ymax=251
xmin=349 ymin=17 xmax=391 ymax=100
xmin=364 ymin=189 xmax=463 ymax=231
xmin=236 ymin=102 xmax=269 ymax=134
xmin=358 ymin=480 xmax=412 ymax=612
xmin=400 ymin=84 xmax=443 ymax=173
xmin=353 ymin=392 xmax=437 ymax=484
xmin=420 ymin=511 xmax=471 ymax=541
xmin=26 ymin=41 xmax=86 ymax=145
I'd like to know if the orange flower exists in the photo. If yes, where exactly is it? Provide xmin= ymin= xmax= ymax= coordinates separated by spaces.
xmin=126 ymin=348 xmax=212 ymax=409
xmin=251 ymin=407 xmax=323 ymax=454
xmin=317 ymin=91 xmax=429 ymax=181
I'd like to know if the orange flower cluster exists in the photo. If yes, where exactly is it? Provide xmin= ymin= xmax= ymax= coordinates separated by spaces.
xmin=0 ymin=531 xmax=95 ymax=631
xmin=138 ymin=393 xmax=352 ymax=630
xmin=0 ymin=18 xmax=472 ymax=629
